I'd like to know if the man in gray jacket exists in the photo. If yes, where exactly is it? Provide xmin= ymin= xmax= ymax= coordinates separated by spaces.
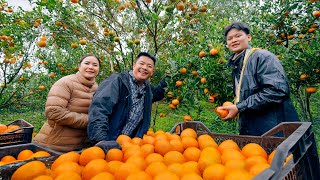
xmin=217 ymin=21 xmax=299 ymax=136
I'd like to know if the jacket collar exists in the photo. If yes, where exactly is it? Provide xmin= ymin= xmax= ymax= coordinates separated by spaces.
xmin=76 ymin=71 xmax=96 ymax=88
xmin=227 ymin=45 xmax=252 ymax=68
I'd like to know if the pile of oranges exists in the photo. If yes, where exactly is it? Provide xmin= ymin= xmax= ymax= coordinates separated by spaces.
xmin=0 ymin=124 xmax=21 ymax=134
xmin=10 ymin=128 xmax=289 ymax=180
xmin=0 ymin=149 xmax=51 ymax=166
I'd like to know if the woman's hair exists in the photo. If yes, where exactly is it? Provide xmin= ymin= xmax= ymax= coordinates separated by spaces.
xmin=224 ymin=21 xmax=250 ymax=37
xmin=79 ymin=54 xmax=101 ymax=67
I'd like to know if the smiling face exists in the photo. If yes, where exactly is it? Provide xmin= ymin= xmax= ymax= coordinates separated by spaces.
xmin=78 ymin=55 xmax=100 ymax=80
xmin=226 ymin=28 xmax=251 ymax=54
xmin=132 ymin=55 xmax=155 ymax=85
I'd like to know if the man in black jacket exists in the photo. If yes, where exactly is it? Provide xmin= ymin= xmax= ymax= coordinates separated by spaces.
xmin=217 ymin=21 xmax=299 ymax=136
xmin=88 ymin=52 xmax=167 ymax=152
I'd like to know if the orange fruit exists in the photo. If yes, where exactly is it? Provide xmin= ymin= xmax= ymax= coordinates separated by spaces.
xmin=55 ymin=171 xmax=82 ymax=180
xmin=116 ymin=134 xmax=132 ymax=145
xmin=82 ymin=159 xmax=109 ymax=180
xmin=171 ymin=99 xmax=180 ymax=106
xmin=126 ymin=171 xmax=152 ymax=180
xmin=51 ymin=151 xmax=80 ymax=170
xmin=176 ymin=2 xmax=185 ymax=11
xmin=218 ymin=139 xmax=240 ymax=153
xmin=33 ymin=175 xmax=53 ymax=180
xmin=79 ymin=146 xmax=105 ymax=166
xmin=123 ymin=146 xmax=144 ymax=161
xmin=154 ymin=139 xmax=172 ymax=156
xmin=142 ymin=135 xmax=156 ymax=145
xmin=1 ymin=155 xmax=16 ymax=163
xmin=17 ymin=149 xmax=34 ymax=160
xmin=306 ymin=87 xmax=317 ymax=93
xmin=145 ymin=153 xmax=164 ymax=165
xmin=241 ymin=143 xmax=268 ymax=159
xmin=176 ymin=80 xmax=183 ymax=87
xmin=91 ymin=172 xmax=115 ymax=180
xmin=52 ymin=161 xmax=82 ymax=178
xmin=114 ymin=162 xmax=141 ymax=180
xmin=225 ymin=169 xmax=253 ymax=180
xmin=224 ymin=159 xmax=247 ymax=171
xmin=198 ymin=147 xmax=221 ymax=172
xmin=180 ymin=67 xmax=187 ymax=74
xmin=245 ymin=155 xmax=268 ymax=170
xmin=183 ymin=147 xmax=201 ymax=162
xmin=198 ymin=134 xmax=218 ymax=150
xmin=215 ymin=106 xmax=229 ymax=118
xmin=167 ymin=163 xmax=184 ymax=177
xmin=200 ymin=77 xmax=207 ymax=84
xmin=131 ymin=137 xmax=143 ymax=146
xmin=126 ymin=155 xmax=147 ymax=170
xmin=106 ymin=148 xmax=123 ymax=162
xmin=210 ymin=48 xmax=219 ymax=56
xmin=145 ymin=161 xmax=168 ymax=177
xmin=180 ymin=173 xmax=203 ymax=180
xmin=223 ymin=101 xmax=233 ymax=106
xmin=267 ymin=149 xmax=276 ymax=164
xmin=0 ymin=124 xmax=7 ymax=134
xmin=37 ymin=41 xmax=47 ymax=47
xmin=11 ymin=161 xmax=48 ymax=180
xmin=163 ymin=151 xmax=185 ymax=165
xmin=181 ymin=136 xmax=199 ymax=149
xmin=30 ymin=151 xmax=51 ymax=158
xmin=183 ymin=115 xmax=193 ymax=122
xmin=221 ymin=148 xmax=245 ymax=164
xmin=182 ymin=161 xmax=200 ymax=175
xmin=107 ymin=160 xmax=124 ymax=174
xmin=199 ymin=51 xmax=205 ymax=58
xmin=153 ymin=171 xmax=179 ymax=180
xmin=154 ymin=133 xmax=169 ymax=141
xmin=203 ymin=163 xmax=226 ymax=180
xmin=140 ymin=144 xmax=155 ymax=157
xmin=169 ymin=139 xmax=184 ymax=153
xmin=249 ymin=163 xmax=270 ymax=176
xmin=180 ymin=128 xmax=197 ymax=139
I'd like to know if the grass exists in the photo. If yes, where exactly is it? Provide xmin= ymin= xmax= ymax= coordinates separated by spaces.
xmin=1 ymin=101 xmax=319 ymax=156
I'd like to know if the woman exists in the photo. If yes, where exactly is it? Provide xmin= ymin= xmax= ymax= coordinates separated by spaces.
xmin=33 ymin=54 xmax=100 ymax=152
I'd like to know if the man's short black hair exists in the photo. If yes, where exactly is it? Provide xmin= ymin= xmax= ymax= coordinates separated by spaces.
xmin=136 ymin=52 xmax=156 ymax=65
xmin=224 ymin=21 xmax=250 ymax=37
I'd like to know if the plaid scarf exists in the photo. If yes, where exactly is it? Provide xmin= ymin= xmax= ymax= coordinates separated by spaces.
xmin=121 ymin=71 xmax=146 ymax=136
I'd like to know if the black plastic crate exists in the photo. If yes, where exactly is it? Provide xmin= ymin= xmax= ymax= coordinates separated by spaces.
xmin=0 ymin=119 xmax=34 ymax=147
xmin=0 ymin=143 xmax=61 ymax=179
xmin=171 ymin=121 xmax=320 ymax=180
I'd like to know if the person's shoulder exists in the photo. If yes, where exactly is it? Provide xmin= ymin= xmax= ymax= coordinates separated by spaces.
xmin=254 ymin=49 xmax=276 ymax=57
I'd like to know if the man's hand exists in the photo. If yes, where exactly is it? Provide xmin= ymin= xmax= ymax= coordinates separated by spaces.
xmin=217 ymin=105 xmax=239 ymax=120
xmin=95 ymin=140 xmax=121 ymax=153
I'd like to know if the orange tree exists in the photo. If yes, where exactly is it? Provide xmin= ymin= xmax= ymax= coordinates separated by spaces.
xmin=0 ymin=1 xmax=51 ymax=109
xmin=252 ymin=0 xmax=320 ymax=122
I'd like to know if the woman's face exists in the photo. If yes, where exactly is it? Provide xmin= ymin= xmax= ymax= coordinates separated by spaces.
xmin=78 ymin=56 xmax=100 ymax=80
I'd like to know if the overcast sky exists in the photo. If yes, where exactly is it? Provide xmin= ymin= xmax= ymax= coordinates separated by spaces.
xmin=7 ymin=0 xmax=33 ymax=11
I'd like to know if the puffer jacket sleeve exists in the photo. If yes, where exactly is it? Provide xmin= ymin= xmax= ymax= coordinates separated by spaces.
xmin=236 ymin=50 xmax=290 ymax=112
xmin=45 ymin=77 xmax=88 ymax=129
xmin=87 ymin=75 xmax=120 ymax=144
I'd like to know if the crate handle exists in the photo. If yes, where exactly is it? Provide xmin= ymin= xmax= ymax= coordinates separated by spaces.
xmin=169 ymin=121 xmax=211 ymax=134
xmin=261 ymin=122 xmax=305 ymax=138
xmin=268 ymin=122 xmax=315 ymax=176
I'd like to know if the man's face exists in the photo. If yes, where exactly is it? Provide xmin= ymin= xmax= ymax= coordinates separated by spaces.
xmin=226 ymin=28 xmax=251 ymax=54
xmin=132 ymin=56 xmax=154 ymax=84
